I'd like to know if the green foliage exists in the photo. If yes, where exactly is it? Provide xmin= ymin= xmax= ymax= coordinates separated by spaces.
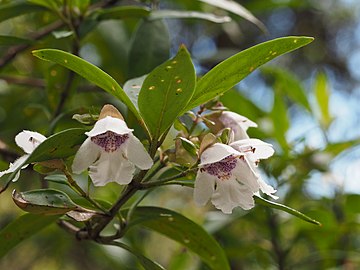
xmin=128 ymin=19 xmax=170 ymax=78
xmin=32 ymin=49 xmax=143 ymax=123
xmin=314 ymin=71 xmax=333 ymax=128
xmin=0 ymin=214 xmax=59 ymax=259
xmin=138 ymin=45 xmax=196 ymax=139
xmin=12 ymin=189 xmax=78 ymax=215
xmin=254 ymin=195 xmax=321 ymax=225
xmin=124 ymin=206 xmax=231 ymax=270
xmin=185 ymin=36 xmax=314 ymax=111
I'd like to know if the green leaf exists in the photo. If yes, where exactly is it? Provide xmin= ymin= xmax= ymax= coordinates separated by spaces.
xmin=27 ymin=128 xmax=86 ymax=163
xmin=0 ymin=0 xmax=45 ymax=23
xmin=149 ymin=10 xmax=231 ymax=23
xmin=0 ymin=35 xmax=32 ymax=46
xmin=5 ymin=128 xmax=86 ymax=183
xmin=32 ymin=49 xmax=143 ymax=123
xmin=0 ymin=213 xmax=59 ymax=259
xmin=27 ymin=0 xmax=60 ymax=11
xmin=123 ymin=75 xmax=147 ymax=110
xmin=106 ymin=241 xmax=165 ymax=270
xmin=185 ymin=36 xmax=314 ymax=111
xmin=12 ymin=189 xmax=78 ymax=215
xmin=262 ymin=67 xmax=311 ymax=111
xmin=198 ymin=0 xmax=266 ymax=32
xmin=44 ymin=174 xmax=69 ymax=186
xmin=254 ymin=195 xmax=321 ymax=226
xmin=124 ymin=206 xmax=230 ymax=270
xmin=94 ymin=5 xmax=150 ymax=21
xmin=177 ymin=137 xmax=198 ymax=156
xmin=314 ymin=71 xmax=332 ymax=128
xmin=128 ymin=19 xmax=170 ymax=78
xmin=138 ymin=45 xmax=196 ymax=139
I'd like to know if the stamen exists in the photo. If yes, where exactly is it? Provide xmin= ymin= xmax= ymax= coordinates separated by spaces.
xmin=91 ymin=131 xmax=129 ymax=152
xmin=203 ymin=155 xmax=237 ymax=180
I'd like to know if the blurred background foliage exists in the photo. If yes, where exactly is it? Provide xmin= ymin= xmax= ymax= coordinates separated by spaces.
xmin=0 ymin=0 xmax=359 ymax=269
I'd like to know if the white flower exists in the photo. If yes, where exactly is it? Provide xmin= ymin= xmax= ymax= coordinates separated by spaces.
xmin=219 ymin=111 xmax=257 ymax=141
xmin=72 ymin=104 xmax=153 ymax=186
xmin=0 ymin=130 xmax=46 ymax=181
xmin=193 ymin=139 xmax=277 ymax=214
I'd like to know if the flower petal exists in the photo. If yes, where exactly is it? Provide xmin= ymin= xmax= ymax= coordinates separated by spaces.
xmin=86 ymin=116 xmax=133 ymax=137
xmin=0 ymin=155 xmax=28 ymax=181
xmin=220 ymin=111 xmax=257 ymax=141
xmin=112 ymin=156 xmax=136 ymax=185
xmin=200 ymin=143 xmax=240 ymax=166
xmin=258 ymin=177 xmax=278 ymax=199
xmin=72 ymin=138 xmax=101 ymax=174
xmin=89 ymin=152 xmax=135 ymax=186
xmin=211 ymin=179 xmax=255 ymax=213
xmin=124 ymin=134 xmax=153 ymax=170
xmin=15 ymin=130 xmax=46 ymax=154
xmin=88 ymin=153 xmax=113 ymax=186
xmin=232 ymin=157 xmax=260 ymax=193
xmin=230 ymin=138 xmax=274 ymax=160
xmin=194 ymin=171 xmax=216 ymax=206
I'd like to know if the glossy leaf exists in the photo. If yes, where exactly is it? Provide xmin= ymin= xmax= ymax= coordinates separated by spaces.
xmin=149 ymin=10 xmax=231 ymax=23
xmin=124 ymin=206 xmax=230 ymax=270
xmin=0 ymin=213 xmax=59 ymax=259
xmin=32 ymin=49 xmax=142 ymax=122
xmin=185 ymin=36 xmax=314 ymax=111
xmin=26 ymin=128 xmax=86 ymax=163
xmin=0 ymin=0 xmax=44 ymax=23
xmin=314 ymin=71 xmax=332 ymax=128
xmin=138 ymin=45 xmax=196 ymax=139
xmin=198 ymin=0 xmax=266 ymax=32
xmin=254 ymin=195 xmax=321 ymax=226
xmin=128 ymin=19 xmax=170 ymax=78
xmin=5 ymin=128 xmax=86 ymax=183
xmin=12 ymin=189 xmax=78 ymax=215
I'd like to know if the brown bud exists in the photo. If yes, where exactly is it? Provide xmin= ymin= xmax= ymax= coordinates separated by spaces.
xmin=99 ymin=104 xmax=124 ymax=120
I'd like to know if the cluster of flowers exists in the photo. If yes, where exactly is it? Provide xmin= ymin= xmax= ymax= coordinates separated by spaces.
xmin=0 ymin=105 xmax=277 ymax=214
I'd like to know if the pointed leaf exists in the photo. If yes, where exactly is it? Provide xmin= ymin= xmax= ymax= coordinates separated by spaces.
xmin=5 ymin=128 xmax=86 ymax=183
xmin=27 ymin=128 xmax=86 ymax=163
xmin=149 ymin=10 xmax=231 ymax=23
xmin=138 ymin=45 xmax=196 ymax=139
xmin=198 ymin=0 xmax=266 ymax=32
xmin=254 ymin=195 xmax=321 ymax=226
xmin=32 ymin=49 xmax=142 ymax=122
xmin=128 ymin=19 xmax=170 ymax=78
xmin=185 ymin=36 xmax=314 ymax=111
xmin=124 ymin=206 xmax=230 ymax=270
xmin=12 ymin=189 xmax=78 ymax=215
xmin=0 ymin=214 xmax=59 ymax=259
